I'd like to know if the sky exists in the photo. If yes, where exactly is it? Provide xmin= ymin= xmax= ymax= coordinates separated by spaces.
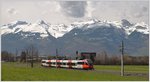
xmin=0 ymin=0 xmax=149 ymax=25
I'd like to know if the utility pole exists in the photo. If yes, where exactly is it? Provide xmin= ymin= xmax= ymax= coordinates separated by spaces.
xmin=30 ymin=37 xmax=34 ymax=68
xmin=120 ymin=40 xmax=124 ymax=76
xmin=31 ymin=45 xmax=33 ymax=68
xmin=76 ymin=51 xmax=78 ymax=59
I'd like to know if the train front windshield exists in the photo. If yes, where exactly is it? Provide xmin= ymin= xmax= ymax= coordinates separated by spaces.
xmin=87 ymin=59 xmax=93 ymax=66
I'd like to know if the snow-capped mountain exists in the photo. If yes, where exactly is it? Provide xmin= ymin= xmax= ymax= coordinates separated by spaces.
xmin=1 ymin=19 xmax=149 ymax=38
xmin=121 ymin=19 xmax=149 ymax=35
xmin=1 ymin=20 xmax=75 ymax=38
xmin=1 ymin=19 xmax=149 ymax=56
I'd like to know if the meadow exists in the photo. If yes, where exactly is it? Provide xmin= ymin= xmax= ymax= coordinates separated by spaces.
xmin=1 ymin=62 xmax=149 ymax=81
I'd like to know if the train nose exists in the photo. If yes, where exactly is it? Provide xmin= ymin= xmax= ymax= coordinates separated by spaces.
xmin=89 ymin=65 xmax=93 ymax=69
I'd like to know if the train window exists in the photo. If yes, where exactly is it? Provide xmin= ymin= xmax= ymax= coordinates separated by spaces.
xmin=46 ymin=62 xmax=51 ymax=64
xmin=67 ymin=63 xmax=75 ymax=66
xmin=41 ymin=61 xmax=46 ymax=63
xmin=57 ymin=62 xmax=61 ymax=65
xmin=71 ymin=63 xmax=75 ymax=66
xmin=63 ymin=63 xmax=66 ymax=65
xmin=77 ymin=62 xmax=84 ymax=64
xmin=87 ymin=59 xmax=93 ymax=65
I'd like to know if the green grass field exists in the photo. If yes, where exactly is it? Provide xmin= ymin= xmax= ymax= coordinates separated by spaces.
xmin=94 ymin=65 xmax=149 ymax=73
xmin=1 ymin=62 xmax=149 ymax=81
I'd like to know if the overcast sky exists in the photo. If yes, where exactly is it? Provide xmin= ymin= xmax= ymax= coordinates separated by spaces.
xmin=0 ymin=0 xmax=149 ymax=25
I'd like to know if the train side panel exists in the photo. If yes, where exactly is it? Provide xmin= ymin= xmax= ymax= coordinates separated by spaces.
xmin=41 ymin=59 xmax=93 ymax=70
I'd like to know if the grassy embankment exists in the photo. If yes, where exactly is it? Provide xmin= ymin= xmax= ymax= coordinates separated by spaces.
xmin=1 ymin=62 xmax=149 ymax=81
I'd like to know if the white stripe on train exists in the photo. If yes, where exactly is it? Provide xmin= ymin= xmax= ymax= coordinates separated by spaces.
xmin=41 ymin=59 xmax=94 ymax=70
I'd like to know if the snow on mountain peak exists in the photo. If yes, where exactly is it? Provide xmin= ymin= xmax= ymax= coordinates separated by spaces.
xmin=135 ymin=22 xmax=148 ymax=28
xmin=1 ymin=20 xmax=29 ymax=35
xmin=48 ymin=23 xmax=75 ymax=38
xmin=5 ymin=20 xmax=28 ymax=28
xmin=73 ymin=18 xmax=100 ymax=25
xmin=8 ymin=20 xmax=27 ymax=26
xmin=134 ymin=22 xmax=149 ymax=34
xmin=121 ymin=19 xmax=133 ymax=27
xmin=122 ymin=21 xmax=149 ymax=35
xmin=1 ymin=19 xmax=149 ymax=38
xmin=36 ymin=20 xmax=47 ymax=25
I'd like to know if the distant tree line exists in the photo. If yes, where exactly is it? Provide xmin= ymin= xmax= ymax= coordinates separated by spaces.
xmin=1 ymin=44 xmax=41 ymax=68
xmin=1 ymin=51 xmax=15 ymax=62
xmin=94 ymin=51 xmax=149 ymax=65
xmin=1 ymin=50 xmax=149 ymax=65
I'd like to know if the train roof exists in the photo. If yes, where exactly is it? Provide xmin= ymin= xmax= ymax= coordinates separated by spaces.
xmin=41 ymin=59 xmax=88 ymax=62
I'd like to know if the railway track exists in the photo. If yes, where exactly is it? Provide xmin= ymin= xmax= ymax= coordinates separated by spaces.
xmin=61 ymin=68 xmax=148 ymax=78
xmin=93 ymin=69 xmax=149 ymax=78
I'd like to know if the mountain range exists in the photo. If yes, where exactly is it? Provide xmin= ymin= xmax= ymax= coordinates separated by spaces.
xmin=1 ymin=19 xmax=149 ymax=56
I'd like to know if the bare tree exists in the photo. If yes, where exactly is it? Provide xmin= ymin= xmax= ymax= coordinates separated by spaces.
xmin=94 ymin=53 xmax=101 ymax=65
xmin=24 ymin=44 xmax=39 ymax=68
xmin=20 ymin=51 xmax=26 ymax=62
xmin=2 ymin=51 xmax=14 ymax=62
xmin=101 ymin=51 xmax=108 ymax=65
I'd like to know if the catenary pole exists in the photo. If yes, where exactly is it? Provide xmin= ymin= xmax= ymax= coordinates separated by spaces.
xmin=121 ymin=40 xmax=124 ymax=76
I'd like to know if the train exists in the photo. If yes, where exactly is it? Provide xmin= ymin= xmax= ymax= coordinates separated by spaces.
xmin=41 ymin=59 xmax=94 ymax=70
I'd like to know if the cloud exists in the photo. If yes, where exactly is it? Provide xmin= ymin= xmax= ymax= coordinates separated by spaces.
xmin=7 ymin=8 xmax=17 ymax=15
xmin=134 ymin=6 xmax=148 ymax=18
xmin=142 ymin=6 xmax=148 ymax=12
xmin=59 ymin=1 xmax=87 ymax=18
xmin=1 ymin=1 xmax=149 ymax=25
xmin=86 ymin=1 xmax=95 ymax=18
xmin=83 ymin=1 xmax=149 ymax=24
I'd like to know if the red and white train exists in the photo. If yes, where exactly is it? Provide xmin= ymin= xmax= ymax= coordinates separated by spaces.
xmin=41 ymin=59 xmax=94 ymax=70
